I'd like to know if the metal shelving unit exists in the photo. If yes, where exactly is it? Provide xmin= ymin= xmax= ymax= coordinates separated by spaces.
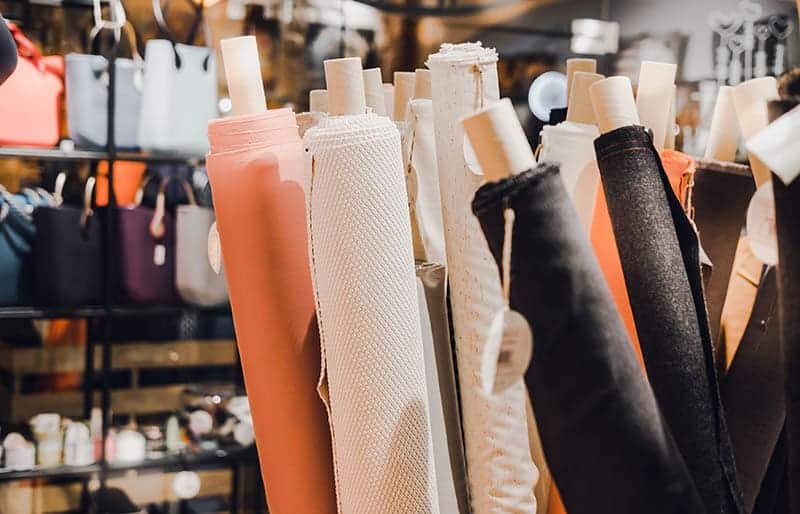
xmin=0 ymin=146 xmax=204 ymax=164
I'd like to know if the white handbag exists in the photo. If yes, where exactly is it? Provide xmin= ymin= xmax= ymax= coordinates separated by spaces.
xmin=138 ymin=39 xmax=217 ymax=156
xmin=176 ymin=199 xmax=228 ymax=307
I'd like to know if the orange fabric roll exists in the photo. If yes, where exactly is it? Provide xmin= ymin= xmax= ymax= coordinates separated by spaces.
xmin=206 ymin=109 xmax=337 ymax=514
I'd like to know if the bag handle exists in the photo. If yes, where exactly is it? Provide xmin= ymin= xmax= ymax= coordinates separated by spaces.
xmin=152 ymin=0 xmax=212 ymax=70
xmin=80 ymin=177 xmax=97 ymax=235
xmin=6 ymin=21 xmax=42 ymax=68
xmin=90 ymin=21 xmax=143 ymax=67
xmin=148 ymin=176 xmax=196 ymax=239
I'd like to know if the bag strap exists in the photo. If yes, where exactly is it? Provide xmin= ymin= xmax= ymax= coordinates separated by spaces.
xmin=153 ymin=0 xmax=205 ymax=46
xmin=148 ymin=176 xmax=196 ymax=239
xmin=90 ymin=21 xmax=143 ymax=66
xmin=80 ymin=177 xmax=97 ymax=234
xmin=6 ymin=21 xmax=42 ymax=67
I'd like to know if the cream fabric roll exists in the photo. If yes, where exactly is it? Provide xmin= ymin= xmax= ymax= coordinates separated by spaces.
xmin=404 ymin=99 xmax=447 ymax=266
xmin=304 ymin=113 xmax=439 ymax=514
xmin=427 ymin=42 xmax=538 ymax=513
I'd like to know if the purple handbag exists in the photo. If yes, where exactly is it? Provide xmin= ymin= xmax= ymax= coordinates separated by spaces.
xmin=117 ymin=176 xmax=195 ymax=304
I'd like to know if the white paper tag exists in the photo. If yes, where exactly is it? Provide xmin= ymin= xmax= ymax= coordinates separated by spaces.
xmin=154 ymin=244 xmax=166 ymax=267
xmin=746 ymin=182 xmax=778 ymax=265
xmin=207 ymin=221 xmax=222 ymax=274
xmin=463 ymin=135 xmax=483 ymax=176
xmin=481 ymin=308 xmax=533 ymax=395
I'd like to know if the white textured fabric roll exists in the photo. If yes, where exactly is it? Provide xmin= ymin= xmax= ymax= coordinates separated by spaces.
xmin=404 ymin=99 xmax=447 ymax=266
xmin=427 ymin=42 xmax=538 ymax=514
xmin=304 ymin=113 xmax=439 ymax=514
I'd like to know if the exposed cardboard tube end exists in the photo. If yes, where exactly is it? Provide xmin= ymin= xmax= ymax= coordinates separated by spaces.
xmin=309 ymin=89 xmax=329 ymax=114
xmin=383 ymin=84 xmax=395 ymax=121
xmin=732 ymin=77 xmax=779 ymax=186
xmin=566 ymin=58 xmax=596 ymax=99
xmin=567 ymin=71 xmax=604 ymax=125
xmin=462 ymin=98 xmax=535 ymax=182
xmin=590 ymin=76 xmax=640 ymax=134
xmin=220 ymin=36 xmax=267 ymax=117
xmin=393 ymin=71 xmax=416 ymax=122
xmin=705 ymin=86 xmax=740 ymax=161
xmin=324 ymin=57 xmax=366 ymax=116
xmin=363 ymin=68 xmax=387 ymax=116
xmin=413 ymin=69 xmax=432 ymax=99
xmin=635 ymin=61 xmax=678 ymax=151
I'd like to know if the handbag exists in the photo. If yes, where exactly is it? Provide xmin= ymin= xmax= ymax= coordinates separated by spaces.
xmin=176 ymin=200 xmax=228 ymax=306
xmin=137 ymin=39 xmax=217 ymax=156
xmin=0 ymin=21 xmax=63 ymax=147
xmin=65 ymin=23 xmax=143 ymax=150
xmin=33 ymin=176 xmax=103 ymax=306
xmin=0 ymin=189 xmax=37 ymax=305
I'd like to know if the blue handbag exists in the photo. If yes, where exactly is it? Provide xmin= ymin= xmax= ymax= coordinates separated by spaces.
xmin=0 ymin=188 xmax=38 ymax=305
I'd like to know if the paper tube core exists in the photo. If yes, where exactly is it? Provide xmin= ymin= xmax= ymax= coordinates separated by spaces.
xmin=383 ymin=84 xmax=395 ymax=120
xmin=394 ymin=72 xmax=416 ymax=121
xmin=462 ymin=98 xmax=535 ymax=182
xmin=590 ymin=76 xmax=640 ymax=134
xmin=732 ymin=77 xmax=779 ymax=185
xmin=567 ymin=72 xmax=604 ymax=125
xmin=363 ymin=68 xmax=386 ymax=116
xmin=220 ymin=36 xmax=267 ymax=116
xmin=324 ymin=57 xmax=366 ymax=116
xmin=705 ymin=86 xmax=739 ymax=161
xmin=414 ymin=69 xmax=432 ymax=99
xmin=309 ymin=89 xmax=329 ymax=114
xmin=566 ymin=58 xmax=596 ymax=99
xmin=635 ymin=61 xmax=678 ymax=151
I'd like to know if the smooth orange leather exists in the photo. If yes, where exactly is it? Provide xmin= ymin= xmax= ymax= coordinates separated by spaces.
xmin=206 ymin=109 xmax=337 ymax=514
xmin=95 ymin=161 xmax=146 ymax=207
xmin=0 ymin=22 xmax=63 ymax=147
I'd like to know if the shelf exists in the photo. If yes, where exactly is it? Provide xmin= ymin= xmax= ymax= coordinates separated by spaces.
xmin=0 ymin=147 xmax=204 ymax=164
xmin=0 ymin=444 xmax=256 ymax=482
xmin=0 ymin=304 xmax=231 ymax=319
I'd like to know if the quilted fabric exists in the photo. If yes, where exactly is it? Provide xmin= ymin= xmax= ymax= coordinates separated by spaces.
xmin=427 ymin=42 xmax=538 ymax=514
xmin=304 ymin=113 xmax=439 ymax=514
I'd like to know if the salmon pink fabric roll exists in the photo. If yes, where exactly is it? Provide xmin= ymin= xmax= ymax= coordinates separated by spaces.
xmin=206 ymin=108 xmax=337 ymax=514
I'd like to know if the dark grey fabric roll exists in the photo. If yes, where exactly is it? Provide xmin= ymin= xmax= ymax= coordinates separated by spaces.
xmin=752 ymin=428 xmax=789 ymax=514
xmin=692 ymin=159 xmax=755 ymax=353
xmin=472 ymin=163 xmax=704 ymax=514
xmin=0 ymin=16 xmax=17 ymax=86
xmin=722 ymin=267 xmax=783 ymax=512
xmin=594 ymin=125 xmax=744 ymax=514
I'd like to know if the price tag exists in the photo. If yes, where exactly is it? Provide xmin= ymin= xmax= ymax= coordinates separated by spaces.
xmin=208 ymin=222 xmax=222 ymax=274
xmin=481 ymin=308 xmax=533 ymax=395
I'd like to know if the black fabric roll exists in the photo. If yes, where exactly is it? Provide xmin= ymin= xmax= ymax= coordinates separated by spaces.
xmin=752 ymin=428 xmax=789 ymax=514
xmin=692 ymin=159 xmax=755 ymax=352
xmin=594 ymin=125 xmax=744 ymax=514
xmin=548 ymin=107 xmax=567 ymax=125
xmin=0 ymin=17 xmax=17 ymax=86
xmin=472 ymin=163 xmax=704 ymax=514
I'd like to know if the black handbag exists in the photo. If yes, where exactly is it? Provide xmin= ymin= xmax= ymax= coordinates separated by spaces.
xmin=33 ymin=176 xmax=103 ymax=306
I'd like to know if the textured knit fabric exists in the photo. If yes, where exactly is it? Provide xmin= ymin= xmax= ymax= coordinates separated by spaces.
xmin=427 ymin=42 xmax=538 ymax=514
xmin=304 ymin=113 xmax=439 ymax=514
xmin=692 ymin=159 xmax=756 ymax=352
xmin=595 ymin=124 xmax=745 ymax=514
xmin=472 ymin=164 xmax=704 ymax=514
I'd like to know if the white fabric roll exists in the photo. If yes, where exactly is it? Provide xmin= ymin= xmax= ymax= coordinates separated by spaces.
xmin=427 ymin=42 xmax=538 ymax=514
xmin=304 ymin=113 xmax=440 ymax=514
xmin=404 ymin=99 xmax=447 ymax=266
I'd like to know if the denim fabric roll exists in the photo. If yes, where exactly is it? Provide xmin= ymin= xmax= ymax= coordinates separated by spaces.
xmin=472 ymin=163 xmax=703 ymax=514
xmin=594 ymin=125 xmax=744 ymax=514
xmin=692 ymin=159 xmax=755 ymax=350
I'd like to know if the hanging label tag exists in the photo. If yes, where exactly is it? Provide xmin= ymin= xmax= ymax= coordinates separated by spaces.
xmin=746 ymin=182 xmax=778 ymax=265
xmin=154 ymin=244 xmax=166 ymax=266
xmin=481 ymin=308 xmax=533 ymax=395
xmin=207 ymin=221 xmax=222 ymax=274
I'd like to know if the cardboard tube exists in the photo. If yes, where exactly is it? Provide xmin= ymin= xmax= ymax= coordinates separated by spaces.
xmin=567 ymin=71 xmax=604 ymax=125
xmin=220 ymin=36 xmax=267 ymax=116
xmin=705 ymin=86 xmax=740 ymax=162
xmin=414 ymin=69 xmax=432 ymax=99
xmin=566 ymin=58 xmax=596 ymax=100
xmin=635 ymin=61 xmax=677 ymax=151
xmin=363 ymin=68 xmax=386 ymax=116
xmin=383 ymin=84 xmax=395 ymax=120
xmin=394 ymin=71 xmax=416 ymax=122
xmin=324 ymin=57 xmax=366 ymax=116
xmin=731 ymin=77 xmax=779 ymax=186
xmin=462 ymin=98 xmax=535 ymax=182
xmin=664 ymin=85 xmax=677 ymax=150
xmin=309 ymin=89 xmax=328 ymax=114
xmin=590 ymin=76 xmax=640 ymax=134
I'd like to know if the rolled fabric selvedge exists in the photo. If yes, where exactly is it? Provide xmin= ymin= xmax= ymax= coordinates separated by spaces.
xmin=206 ymin=108 xmax=337 ymax=514
xmin=595 ymin=125 xmax=745 ymax=514
xmin=427 ymin=42 xmax=538 ymax=513
xmin=471 ymin=163 xmax=704 ymax=514
xmin=304 ymin=113 xmax=439 ymax=514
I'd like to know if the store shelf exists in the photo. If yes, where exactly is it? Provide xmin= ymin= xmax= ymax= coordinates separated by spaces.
xmin=0 ymin=444 xmax=256 ymax=483
xmin=0 ymin=146 xmax=204 ymax=164
xmin=0 ymin=304 xmax=231 ymax=319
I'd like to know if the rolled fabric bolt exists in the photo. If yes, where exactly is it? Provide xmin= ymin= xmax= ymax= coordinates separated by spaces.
xmin=324 ymin=57 xmax=366 ymax=116
xmin=566 ymin=58 xmax=596 ymax=99
xmin=590 ymin=76 xmax=640 ymax=134
xmin=635 ymin=61 xmax=678 ymax=151
xmin=566 ymin=71 xmax=604 ymax=125
xmin=462 ymin=98 xmax=536 ymax=182
xmin=364 ymin=68 xmax=387 ymax=116
xmin=383 ymin=83 xmax=395 ymax=120
xmin=731 ymin=77 xmax=779 ymax=186
xmin=414 ymin=69 xmax=432 ymax=99
xmin=394 ymin=71 xmax=416 ymax=122
xmin=705 ymin=86 xmax=740 ymax=162
xmin=220 ymin=36 xmax=267 ymax=116
xmin=309 ymin=89 xmax=328 ymax=114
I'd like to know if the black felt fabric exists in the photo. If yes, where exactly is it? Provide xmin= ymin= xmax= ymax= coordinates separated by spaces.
xmin=692 ymin=159 xmax=755 ymax=352
xmin=752 ymin=427 xmax=789 ymax=514
xmin=472 ymin=163 xmax=704 ymax=514
xmin=594 ymin=125 xmax=744 ymax=514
